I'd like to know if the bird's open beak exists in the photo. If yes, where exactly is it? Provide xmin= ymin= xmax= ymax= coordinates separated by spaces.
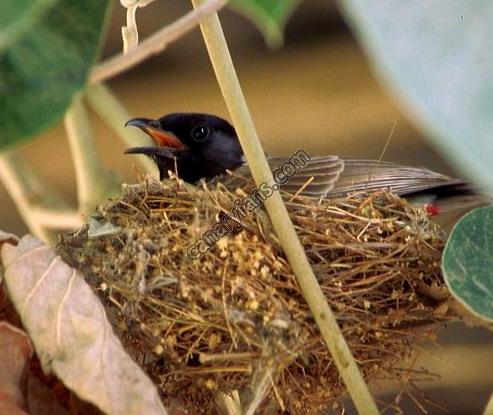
xmin=124 ymin=118 xmax=187 ymax=151
xmin=124 ymin=146 xmax=178 ymax=158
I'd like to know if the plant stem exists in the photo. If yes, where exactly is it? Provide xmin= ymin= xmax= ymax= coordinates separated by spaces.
xmin=244 ymin=368 xmax=274 ymax=415
xmin=121 ymin=2 xmax=139 ymax=53
xmin=484 ymin=392 xmax=493 ymax=415
xmin=85 ymin=83 xmax=157 ymax=176
xmin=215 ymin=392 xmax=242 ymax=415
xmin=30 ymin=207 xmax=83 ymax=229
xmin=190 ymin=1 xmax=379 ymax=413
xmin=90 ymin=0 xmax=227 ymax=84
xmin=0 ymin=153 xmax=59 ymax=241
xmin=65 ymin=95 xmax=120 ymax=215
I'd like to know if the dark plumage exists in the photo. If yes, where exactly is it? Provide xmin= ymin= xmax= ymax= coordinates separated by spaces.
xmin=125 ymin=112 xmax=488 ymax=217
xmin=125 ymin=113 xmax=244 ymax=183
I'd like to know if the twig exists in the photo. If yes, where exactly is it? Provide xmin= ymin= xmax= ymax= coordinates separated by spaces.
xmin=0 ymin=152 xmax=71 ymax=241
xmin=120 ymin=0 xmax=156 ymax=52
xmin=215 ymin=391 xmax=242 ymax=415
xmin=65 ymin=95 xmax=120 ymax=215
xmin=0 ymin=153 xmax=48 ymax=239
xmin=85 ymin=84 xmax=157 ymax=176
xmin=483 ymin=390 xmax=493 ymax=415
xmin=30 ymin=207 xmax=83 ymax=229
xmin=199 ymin=352 xmax=257 ymax=363
xmin=90 ymin=0 xmax=228 ymax=84
xmin=122 ymin=1 xmax=138 ymax=52
xmin=244 ymin=367 xmax=274 ymax=415
xmin=121 ymin=0 xmax=145 ymax=52
xmin=190 ymin=1 xmax=379 ymax=413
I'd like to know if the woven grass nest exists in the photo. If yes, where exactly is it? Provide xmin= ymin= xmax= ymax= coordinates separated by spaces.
xmin=57 ymin=175 xmax=451 ymax=414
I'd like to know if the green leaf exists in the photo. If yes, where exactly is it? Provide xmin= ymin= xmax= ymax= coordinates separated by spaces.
xmin=0 ymin=0 xmax=111 ymax=149
xmin=229 ymin=0 xmax=300 ymax=48
xmin=442 ymin=205 xmax=493 ymax=322
xmin=338 ymin=1 xmax=493 ymax=194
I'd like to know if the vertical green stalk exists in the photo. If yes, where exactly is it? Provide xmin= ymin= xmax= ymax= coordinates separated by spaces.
xmin=85 ymin=84 xmax=157 ymax=176
xmin=65 ymin=95 xmax=119 ymax=215
xmin=190 ymin=1 xmax=379 ymax=413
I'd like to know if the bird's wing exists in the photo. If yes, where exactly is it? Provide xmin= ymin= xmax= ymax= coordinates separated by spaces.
xmin=220 ymin=156 xmax=471 ymax=199
xmin=269 ymin=157 xmax=467 ymax=199
xmin=266 ymin=155 xmax=345 ymax=196
xmin=217 ymin=155 xmax=345 ymax=197
xmin=329 ymin=159 xmax=464 ymax=197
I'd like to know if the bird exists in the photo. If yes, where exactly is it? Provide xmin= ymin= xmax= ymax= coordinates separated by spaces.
xmin=124 ymin=112 xmax=488 ymax=222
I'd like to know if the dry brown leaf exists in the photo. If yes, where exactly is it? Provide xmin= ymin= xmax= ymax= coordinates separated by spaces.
xmin=0 ymin=322 xmax=32 ymax=415
xmin=26 ymin=373 xmax=68 ymax=415
xmin=1 ymin=235 xmax=168 ymax=415
xmin=0 ymin=230 xmax=19 ymax=247
xmin=0 ymin=230 xmax=19 ymax=285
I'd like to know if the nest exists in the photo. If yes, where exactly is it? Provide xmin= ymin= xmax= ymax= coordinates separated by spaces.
xmin=57 ymin=176 xmax=450 ymax=414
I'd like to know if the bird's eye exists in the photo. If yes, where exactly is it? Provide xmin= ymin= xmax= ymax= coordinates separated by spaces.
xmin=191 ymin=125 xmax=210 ymax=142
xmin=149 ymin=120 xmax=160 ymax=129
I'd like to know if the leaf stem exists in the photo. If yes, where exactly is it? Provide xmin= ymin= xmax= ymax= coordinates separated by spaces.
xmin=30 ymin=207 xmax=83 ymax=229
xmin=484 ymin=392 xmax=493 ymax=415
xmin=121 ymin=2 xmax=139 ymax=53
xmin=190 ymin=1 xmax=379 ymax=413
xmin=65 ymin=95 xmax=119 ymax=215
xmin=90 ymin=0 xmax=227 ymax=84
xmin=0 ymin=152 xmax=62 ymax=241
xmin=85 ymin=83 xmax=157 ymax=176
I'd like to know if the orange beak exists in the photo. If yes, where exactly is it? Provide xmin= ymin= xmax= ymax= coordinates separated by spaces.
xmin=125 ymin=118 xmax=187 ymax=150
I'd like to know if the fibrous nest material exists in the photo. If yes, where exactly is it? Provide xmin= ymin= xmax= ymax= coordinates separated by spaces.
xmin=57 ymin=176 xmax=450 ymax=414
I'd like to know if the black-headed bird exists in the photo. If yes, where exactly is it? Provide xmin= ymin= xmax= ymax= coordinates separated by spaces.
xmin=125 ymin=113 xmax=488 ymax=223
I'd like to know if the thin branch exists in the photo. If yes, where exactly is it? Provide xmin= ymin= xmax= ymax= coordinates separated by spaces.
xmin=120 ymin=0 xmax=156 ymax=53
xmin=121 ymin=1 xmax=139 ymax=53
xmin=30 ymin=207 xmax=83 ymax=229
xmin=483 ymin=390 xmax=493 ymax=415
xmin=65 ymin=95 xmax=120 ymax=215
xmin=85 ymin=83 xmax=157 ymax=176
xmin=215 ymin=391 xmax=242 ymax=415
xmin=0 ymin=153 xmax=47 ymax=239
xmin=0 ymin=153 xmax=62 ymax=241
xmin=190 ymin=1 xmax=379 ymax=414
xmin=90 ymin=0 xmax=228 ymax=84
xmin=244 ymin=368 xmax=274 ymax=415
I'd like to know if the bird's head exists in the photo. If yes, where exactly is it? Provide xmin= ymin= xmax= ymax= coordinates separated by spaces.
xmin=125 ymin=113 xmax=245 ymax=182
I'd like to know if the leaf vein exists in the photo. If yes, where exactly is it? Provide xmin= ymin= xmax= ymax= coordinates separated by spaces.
xmin=56 ymin=266 xmax=76 ymax=347
xmin=20 ymin=250 xmax=57 ymax=319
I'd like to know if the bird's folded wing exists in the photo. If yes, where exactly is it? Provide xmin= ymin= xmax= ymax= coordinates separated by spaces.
xmin=218 ymin=156 xmax=467 ymax=199
xmin=267 ymin=155 xmax=345 ymax=196
xmin=329 ymin=159 xmax=463 ymax=197
xmin=270 ymin=157 xmax=465 ymax=199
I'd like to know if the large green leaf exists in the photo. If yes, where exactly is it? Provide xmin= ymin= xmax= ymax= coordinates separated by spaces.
xmin=442 ymin=205 xmax=493 ymax=322
xmin=0 ymin=0 xmax=111 ymax=149
xmin=229 ymin=0 xmax=301 ymax=48
xmin=338 ymin=1 xmax=493 ymax=194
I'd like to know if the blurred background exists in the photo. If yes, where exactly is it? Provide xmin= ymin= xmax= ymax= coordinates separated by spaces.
xmin=1 ymin=1 xmax=491 ymax=413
